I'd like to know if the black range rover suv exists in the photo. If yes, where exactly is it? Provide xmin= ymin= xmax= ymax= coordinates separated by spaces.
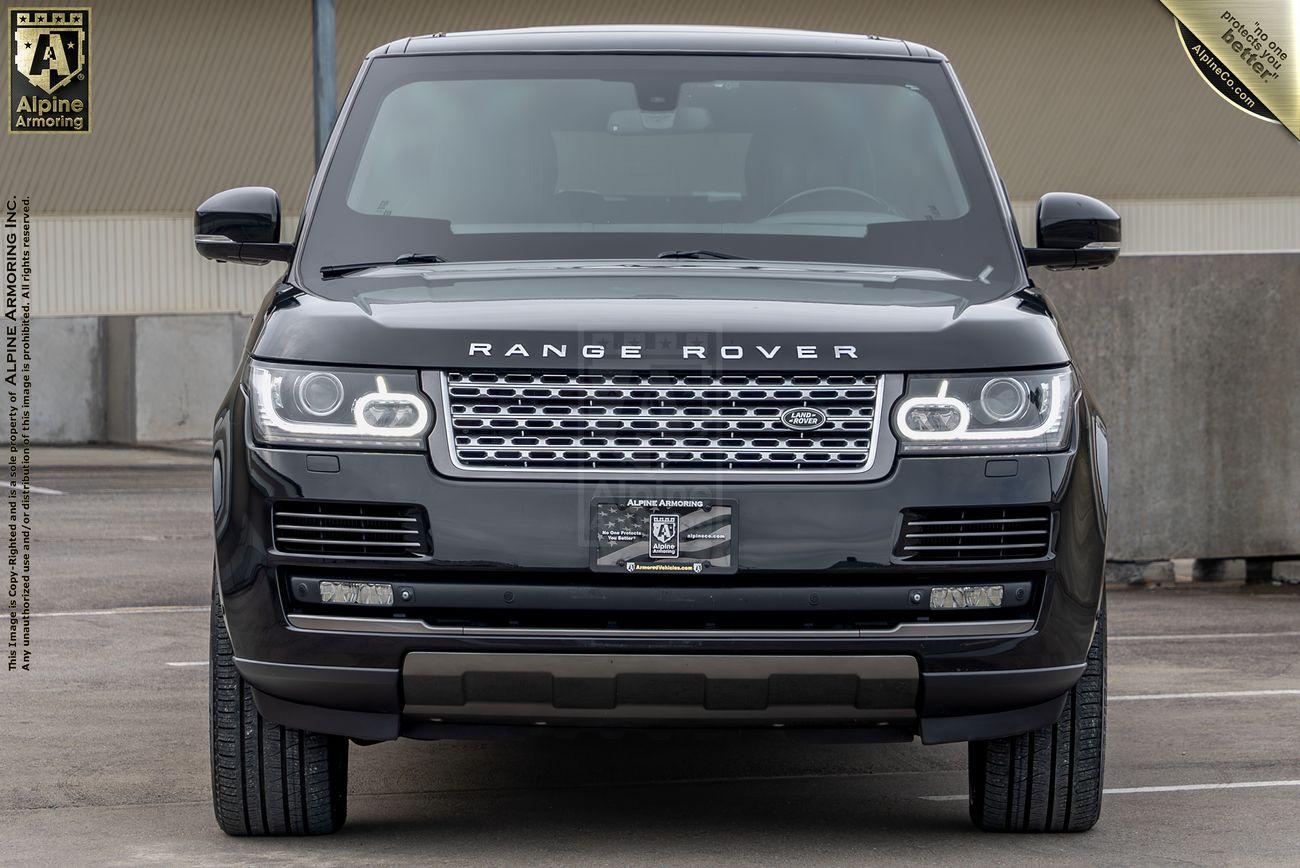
xmin=198 ymin=26 xmax=1117 ymax=836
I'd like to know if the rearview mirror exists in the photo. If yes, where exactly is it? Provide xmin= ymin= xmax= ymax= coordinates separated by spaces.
xmin=195 ymin=186 xmax=294 ymax=265
xmin=606 ymin=106 xmax=711 ymax=134
xmin=1024 ymin=192 xmax=1120 ymax=270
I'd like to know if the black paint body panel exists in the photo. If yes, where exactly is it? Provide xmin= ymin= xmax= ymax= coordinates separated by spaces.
xmin=214 ymin=378 xmax=1106 ymax=741
xmin=248 ymin=270 xmax=1070 ymax=373
xmin=210 ymin=26 xmax=1106 ymax=743
xmin=378 ymin=26 xmax=945 ymax=62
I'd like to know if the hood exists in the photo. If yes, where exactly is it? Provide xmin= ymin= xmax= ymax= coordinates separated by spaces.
xmin=251 ymin=263 xmax=1067 ymax=372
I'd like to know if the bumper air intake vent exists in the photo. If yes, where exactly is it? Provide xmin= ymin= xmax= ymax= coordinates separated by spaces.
xmin=895 ymin=506 xmax=1051 ymax=562
xmin=272 ymin=501 xmax=429 ymax=559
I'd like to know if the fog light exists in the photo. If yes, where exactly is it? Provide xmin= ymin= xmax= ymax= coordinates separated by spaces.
xmin=319 ymin=580 xmax=394 ymax=606
xmin=929 ymin=585 xmax=1004 ymax=609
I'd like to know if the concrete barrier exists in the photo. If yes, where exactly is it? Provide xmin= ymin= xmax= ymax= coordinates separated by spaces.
xmin=133 ymin=314 xmax=249 ymax=442
xmin=1039 ymin=253 xmax=1300 ymax=561
xmin=31 ymin=316 xmax=106 ymax=443
xmin=27 ymin=252 xmax=1300 ymax=561
xmin=105 ymin=314 xmax=250 ymax=442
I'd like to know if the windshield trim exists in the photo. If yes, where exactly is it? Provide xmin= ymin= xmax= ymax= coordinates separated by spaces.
xmin=323 ymin=257 xmax=971 ymax=285
xmin=939 ymin=60 xmax=1027 ymax=288
xmin=290 ymin=52 xmax=1027 ymax=294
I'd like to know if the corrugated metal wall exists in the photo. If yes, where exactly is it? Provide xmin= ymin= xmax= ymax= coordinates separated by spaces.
xmin=34 ymin=215 xmax=297 ymax=315
xmin=4 ymin=0 xmax=317 ymax=214
xmin=1007 ymin=198 xmax=1300 ymax=256
xmin=7 ymin=0 xmax=1299 ymax=315
xmin=333 ymin=0 xmax=1300 ymax=201
xmin=31 ymin=200 xmax=1299 ymax=315
xmin=6 ymin=0 xmax=1298 ymax=214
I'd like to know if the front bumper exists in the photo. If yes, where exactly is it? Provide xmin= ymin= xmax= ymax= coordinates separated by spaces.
xmin=214 ymin=386 xmax=1106 ymax=743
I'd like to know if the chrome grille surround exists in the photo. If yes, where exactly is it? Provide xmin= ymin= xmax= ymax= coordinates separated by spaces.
xmin=438 ymin=370 xmax=883 ymax=476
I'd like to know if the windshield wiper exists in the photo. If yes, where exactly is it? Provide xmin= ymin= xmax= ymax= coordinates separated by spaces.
xmin=320 ymin=253 xmax=448 ymax=279
xmin=656 ymin=249 xmax=747 ymax=261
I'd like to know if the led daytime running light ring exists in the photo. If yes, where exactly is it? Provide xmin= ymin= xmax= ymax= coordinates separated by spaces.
xmin=896 ymin=379 xmax=971 ymax=440
xmin=252 ymin=367 xmax=429 ymax=439
xmin=352 ymin=375 xmax=429 ymax=437
xmin=895 ymin=372 xmax=1070 ymax=443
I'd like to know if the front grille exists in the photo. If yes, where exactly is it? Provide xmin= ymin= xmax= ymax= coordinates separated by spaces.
xmin=895 ymin=506 xmax=1052 ymax=561
xmin=272 ymin=501 xmax=429 ymax=559
xmin=441 ymin=371 xmax=880 ymax=474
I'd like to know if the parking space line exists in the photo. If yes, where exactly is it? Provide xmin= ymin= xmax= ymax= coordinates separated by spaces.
xmin=921 ymin=779 xmax=1300 ymax=801
xmin=165 ymin=661 xmax=209 ymax=667
xmin=31 ymin=605 xmax=207 ymax=618
xmin=1113 ymin=631 xmax=1300 ymax=641
xmin=1112 ymin=689 xmax=1300 ymax=701
xmin=0 ymin=480 xmax=63 ymax=495
xmin=1105 ymin=780 xmax=1300 ymax=795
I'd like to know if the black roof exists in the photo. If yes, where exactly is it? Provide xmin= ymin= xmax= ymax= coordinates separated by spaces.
xmin=369 ymin=25 xmax=946 ymax=62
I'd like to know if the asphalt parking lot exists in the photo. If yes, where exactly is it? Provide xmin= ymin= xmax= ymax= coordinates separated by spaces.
xmin=3 ymin=446 xmax=1298 ymax=866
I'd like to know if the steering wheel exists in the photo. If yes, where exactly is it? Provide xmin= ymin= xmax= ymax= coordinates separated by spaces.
xmin=765 ymin=186 xmax=902 ymax=219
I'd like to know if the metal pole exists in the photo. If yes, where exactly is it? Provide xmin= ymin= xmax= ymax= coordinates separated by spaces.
xmin=311 ymin=0 xmax=337 ymax=163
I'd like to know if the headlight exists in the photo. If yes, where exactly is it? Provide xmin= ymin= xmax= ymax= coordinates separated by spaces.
xmin=248 ymin=362 xmax=431 ymax=450
xmin=894 ymin=367 xmax=1073 ymax=453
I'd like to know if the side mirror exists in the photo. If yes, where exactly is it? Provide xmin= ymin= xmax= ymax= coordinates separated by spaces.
xmin=195 ymin=186 xmax=294 ymax=265
xmin=1024 ymin=192 xmax=1120 ymax=270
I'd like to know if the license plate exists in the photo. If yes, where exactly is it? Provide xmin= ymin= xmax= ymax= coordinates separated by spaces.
xmin=591 ymin=498 xmax=736 ymax=575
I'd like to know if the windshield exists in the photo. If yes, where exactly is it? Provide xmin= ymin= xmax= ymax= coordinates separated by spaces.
xmin=299 ymin=53 xmax=1021 ymax=292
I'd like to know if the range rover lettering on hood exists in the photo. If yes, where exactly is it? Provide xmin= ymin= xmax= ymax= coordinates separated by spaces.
xmin=467 ymin=342 xmax=859 ymax=360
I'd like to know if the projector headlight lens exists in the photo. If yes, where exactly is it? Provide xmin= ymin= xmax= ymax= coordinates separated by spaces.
xmin=894 ymin=368 xmax=1073 ymax=454
xmin=248 ymin=362 xmax=431 ymax=450
xmin=296 ymin=371 xmax=345 ymax=417
xmin=979 ymin=376 xmax=1030 ymax=423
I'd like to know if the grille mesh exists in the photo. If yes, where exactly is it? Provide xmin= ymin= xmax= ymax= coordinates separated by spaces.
xmin=442 ymin=371 xmax=880 ymax=474
xmin=272 ymin=501 xmax=429 ymax=559
xmin=895 ymin=506 xmax=1051 ymax=561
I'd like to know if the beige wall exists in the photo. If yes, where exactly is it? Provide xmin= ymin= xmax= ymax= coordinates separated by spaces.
xmin=5 ymin=1 xmax=316 ymax=214
xmin=3 ymin=0 xmax=1298 ymax=217
xmin=5 ymin=1 xmax=1299 ymax=315
xmin=334 ymin=0 xmax=1300 ymax=202
xmin=24 ymin=199 xmax=1300 ymax=316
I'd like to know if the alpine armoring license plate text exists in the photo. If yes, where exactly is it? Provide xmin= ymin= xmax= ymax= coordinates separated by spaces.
xmin=591 ymin=498 xmax=736 ymax=575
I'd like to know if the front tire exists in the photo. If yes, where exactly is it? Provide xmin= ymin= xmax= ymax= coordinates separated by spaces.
xmin=967 ymin=600 xmax=1106 ymax=832
xmin=209 ymin=575 xmax=349 ymax=835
